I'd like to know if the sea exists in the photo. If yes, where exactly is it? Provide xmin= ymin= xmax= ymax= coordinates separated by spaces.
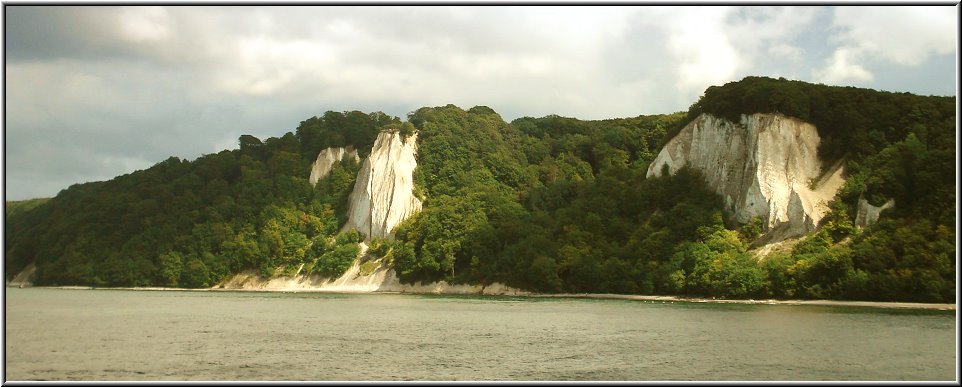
xmin=3 ymin=287 xmax=956 ymax=381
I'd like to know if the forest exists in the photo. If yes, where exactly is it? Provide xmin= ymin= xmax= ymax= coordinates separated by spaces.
xmin=4 ymin=77 xmax=956 ymax=302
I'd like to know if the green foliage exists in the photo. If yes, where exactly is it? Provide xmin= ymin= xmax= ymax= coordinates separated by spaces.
xmin=757 ymin=216 xmax=955 ymax=303
xmin=382 ymin=121 xmax=417 ymax=140
xmin=392 ymin=105 xmax=530 ymax=285
xmin=367 ymin=237 xmax=392 ymax=258
xmin=780 ymin=229 xmax=857 ymax=299
xmin=4 ymin=80 xmax=954 ymax=302
xmin=685 ymin=76 xmax=955 ymax=167
xmin=296 ymin=229 xmax=363 ymax=279
xmin=847 ymin=219 xmax=955 ymax=302
xmin=679 ymin=76 xmax=955 ymax=302
xmin=295 ymin=110 xmax=400 ymax=160
xmin=359 ymin=260 xmax=381 ymax=276
xmin=4 ymin=198 xmax=53 ymax=278
xmin=687 ymin=230 xmax=766 ymax=297
xmin=312 ymin=243 xmax=359 ymax=278
xmin=312 ymin=155 xmax=361 ymax=225
xmin=737 ymin=216 xmax=765 ymax=245
xmin=238 ymin=135 xmax=263 ymax=154
xmin=394 ymin=104 xmax=725 ymax=295
xmin=526 ymin=255 xmax=563 ymax=293
xmin=181 ymin=258 xmax=210 ymax=288
xmin=3 ymin=111 xmax=386 ymax=286
xmin=158 ymin=252 xmax=184 ymax=287
xmin=678 ymin=228 xmax=768 ymax=298
xmin=854 ymin=132 xmax=955 ymax=224
xmin=761 ymin=253 xmax=797 ymax=298
xmin=5 ymin=198 xmax=50 ymax=218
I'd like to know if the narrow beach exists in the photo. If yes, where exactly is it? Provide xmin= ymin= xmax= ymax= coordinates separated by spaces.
xmin=16 ymin=285 xmax=957 ymax=311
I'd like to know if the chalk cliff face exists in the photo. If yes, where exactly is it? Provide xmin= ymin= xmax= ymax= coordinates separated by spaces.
xmin=342 ymin=131 xmax=422 ymax=240
xmin=855 ymin=196 xmax=895 ymax=229
xmin=647 ymin=113 xmax=844 ymax=243
xmin=308 ymin=147 xmax=360 ymax=186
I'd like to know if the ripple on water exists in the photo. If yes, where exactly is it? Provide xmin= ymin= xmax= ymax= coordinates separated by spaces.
xmin=3 ymin=288 xmax=955 ymax=381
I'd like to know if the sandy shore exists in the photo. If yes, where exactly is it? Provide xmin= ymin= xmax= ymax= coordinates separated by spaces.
xmin=531 ymin=293 xmax=956 ymax=311
xmin=16 ymin=285 xmax=956 ymax=311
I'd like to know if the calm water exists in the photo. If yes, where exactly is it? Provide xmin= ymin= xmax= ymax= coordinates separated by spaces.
xmin=3 ymin=288 xmax=957 ymax=381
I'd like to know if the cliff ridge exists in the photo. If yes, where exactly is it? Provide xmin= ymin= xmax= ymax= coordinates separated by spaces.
xmin=309 ymin=147 xmax=360 ymax=185
xmin=647 ymin=113 xmax=844 ymax=244
xmin=343 ymin=131 xmax=422 ymax=240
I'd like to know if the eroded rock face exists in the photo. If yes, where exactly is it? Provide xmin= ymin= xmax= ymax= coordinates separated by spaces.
xmin=308 ymin=147 xmax=360 ymax=186
xmin=855 ymin=196 xmax=895 ymax=229
xmin=646 ymin=113 xmax=844 ymax=243
xmin=343 ymin=131 xmax=422 ymax=240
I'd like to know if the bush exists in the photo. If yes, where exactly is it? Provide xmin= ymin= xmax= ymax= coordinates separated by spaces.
xmin=367 ymin=237 xmax=392 ymax=258
xmin=182 ymin=258 xmax=210 ymax=288
xmin=311 ymin=233 xmax=361 ymax=278
xmin=683 ymin=229 xmax=768 ymax=298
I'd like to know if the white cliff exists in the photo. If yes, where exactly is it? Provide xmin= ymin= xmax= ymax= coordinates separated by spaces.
xmin=224 ymin=129 xmax=434 ymax=294
xmin=342 ymin=131 xmax=422 ymax=240
xmin=308 ymin=147 xmax=360 ymax=186
xmin=855 ymin=196 xmax=895 ymax=229
xmin=646 ymin=113 xmax=844 ymax=244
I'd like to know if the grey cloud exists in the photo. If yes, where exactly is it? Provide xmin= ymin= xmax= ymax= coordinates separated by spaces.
xmin=845 ymin=53 xmax=956 ymax=96
xmin=3 ymin=6 xmax=956 ymax=201
xmin=5 ymin=6 xmax=146 ymax=63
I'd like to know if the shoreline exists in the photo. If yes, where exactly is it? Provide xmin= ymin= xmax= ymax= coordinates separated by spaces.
xmin=10 ymin=285 xmax=956 ymax=311
xmin=531 ymin=293 xmax=956 ymax=311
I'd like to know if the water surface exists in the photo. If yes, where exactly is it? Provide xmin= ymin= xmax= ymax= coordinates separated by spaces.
xmin=4 ymin=288 xmax=956 ymax=381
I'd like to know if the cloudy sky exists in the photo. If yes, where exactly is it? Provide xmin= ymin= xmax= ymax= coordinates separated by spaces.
xmin=3 ymin=5 xmax=957 ymax=200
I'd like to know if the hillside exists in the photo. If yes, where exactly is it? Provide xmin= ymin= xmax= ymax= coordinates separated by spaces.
xmin=5 ymin=198 xmax=51 ymax=218
xmin=4 ymin=77 xmax=956 ymax=302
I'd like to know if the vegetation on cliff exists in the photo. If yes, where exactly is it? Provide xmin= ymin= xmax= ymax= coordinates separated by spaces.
xmin=4 ymin=77 xmax=955 ymax=302
xmin=686 ymin=76 xmax=955 ymax=302
xmin=4 ymin=111 xmax=386 ymax=287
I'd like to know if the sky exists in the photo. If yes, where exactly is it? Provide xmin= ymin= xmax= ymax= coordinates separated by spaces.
xmin=3 ymin=5 xmax=958 ymax=201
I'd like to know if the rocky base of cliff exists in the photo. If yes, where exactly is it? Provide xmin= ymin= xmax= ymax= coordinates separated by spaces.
xmin=215 ymin=257 xmax=528 ymax=296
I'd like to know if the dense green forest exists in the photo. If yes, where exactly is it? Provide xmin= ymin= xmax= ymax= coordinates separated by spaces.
xmin=4 ymin=77 xmax=956 ymax=302
xmin=683 ymin=77 xmax=956 ymax=302
xmin=5 ymin=198 xmax=50 ymax=219
xmin=4 ymin=111 xmax=391 ymax=287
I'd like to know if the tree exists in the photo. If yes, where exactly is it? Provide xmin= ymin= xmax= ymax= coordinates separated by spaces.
xmin=684 ymin=228 xmax=768 ymax=298
xmin=239 ymin=135 xmax=263 ymax=153
xmin=158 ymin=252 xmax=184 ymax=287
xmin=182 ymin=258 xmax=210 ymax=288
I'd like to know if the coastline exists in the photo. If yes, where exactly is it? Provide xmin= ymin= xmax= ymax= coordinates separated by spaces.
xmin=13 ymin=285 xmax=956 ymax=311
xmin=530 ymin=293 xmax=957 ymax=311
